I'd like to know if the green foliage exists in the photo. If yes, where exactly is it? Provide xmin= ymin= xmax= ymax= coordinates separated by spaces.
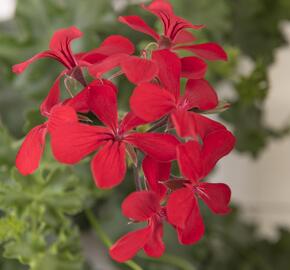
xmin=0 ymin=166 xmax=90 ymax=270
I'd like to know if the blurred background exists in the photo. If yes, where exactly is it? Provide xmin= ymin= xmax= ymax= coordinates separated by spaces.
xmin=1 ymin=0 xmax=290 ymax=269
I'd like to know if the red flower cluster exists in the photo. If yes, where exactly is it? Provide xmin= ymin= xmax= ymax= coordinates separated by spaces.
xmin=13 ymin=0 xmax=235 ymax=263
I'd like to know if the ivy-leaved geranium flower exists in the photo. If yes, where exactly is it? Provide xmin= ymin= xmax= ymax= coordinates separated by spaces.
xmin=166 ymin=129 xmax=235 ymax=244
xmin=110 ymin=156 xmax=171 ymax=262
xmin=119 ymin=0 xmax=227 ymax=61
xmin=50 ymin=80 xmax=179 ymax=189
xmin=12 ymin=26 xmax=135 ymax=84
xmin=110 ymin=191 xmax=166 ymax=262
xmin=130 ymin=49 xmax=220 ymax=138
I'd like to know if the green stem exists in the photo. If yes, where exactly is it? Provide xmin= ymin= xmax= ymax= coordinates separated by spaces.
xmin=139 ymin=253 xmax=196 ymax=270
xmin=85 ymin=208 xmax=144 ymax=270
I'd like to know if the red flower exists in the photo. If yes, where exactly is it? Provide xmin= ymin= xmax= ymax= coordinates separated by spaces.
xmin=12 ymin=26 xmax=83 ymax=74
xmin=119 ymin=0 xmax=227 ymax=61
xmin=166 ymin=129 xmax=235 ymax=244
xmin=110 ymin=156 xmax=171 ymax=262
xmin=12 ymin=26 xmax=135 ymax=84
xmin=130 ymin=49 xmax=219 ymax=138
xmin=110 ymin=191 xmax=166 ymax=262
xmin=50 ymin=80 xmax=179 ymax=189
xmin=15 ymin=73 xmax=77 ymax=175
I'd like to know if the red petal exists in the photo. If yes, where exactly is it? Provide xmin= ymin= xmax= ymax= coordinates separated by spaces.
xmin=181 ymin=79 xmax=218 ymax=110
xmin=152 ymin=49 xmax=181 ymax=99
xmin=142 ymin=0 xmax=174 ymax=26
xmin=171 ymin=110 xmax=197 ymax=138
xmin=50 ymin=121 xmax=110 ymax=164
xmin=49 ymin=26 xmax=82 ymax=51
xmin=12 ymin=51 xmax=55 ymax=74
xmin=91 ymin=141 xmax=126 ymax=189
xmin=202 ymin=129 xmax=236 ymax=176
xmin=47 ymin=105 xmax=79 ymax=132
xmin=88 ymin=53 xmax=128 ymax=78
xmin=177 ymin=141 xmax=203 ymax=182
xmin=122 ymin=191 xmax=160 ymax=221
xmin=180 ymin=56 xmax=207 ymax=80
xmin=144 ymin=218 xmax=165 ymax=257
xmin=177 ymin=198 xmax=205 ymax=245
xmin=167 ymin=187 xmax=195 ymax=229
xmin=142 ymin=156 xmax=171 ymax=197
xmin=119 ymin=16 xmax=159 ymax=41
xmin=88 ymin=35 xmax=134 ymax=56
xmin=177 ymin=42 xmax=228 ymax=61
xmin=16 ymin=124 xmax=47 ymax=175
xmin=40 ymin=72 xmax=66 ymax=116
xmin=49 ymin=26 xmax=82 ymax=68
xmin=143 ymin=0 xmax=203 ymax=38
xmin=119 ymin=112 xmax=148 ymax=133
xmin=110 ymin=227 xmax=150 ymax=262
xmin=121 ymin=56 xmax=158 ymax=84
xmin=198 ymin=183 xmax=231 ymax=214
xmin=130 ymin=82 xmax=176 ymax=122
xmin=88 ymin=82 xmax=118 ymax=131
xmin=193 ymin=113 xmax=226 ymax=140
xmin=173 ymin=30 xmax=196 ymax=45
xmin=13 ymin=26 xmax=82 ymax=73
xmin=66 ymin=79 xmax=117 ymax=113
xmin=126 ymin=133 xmax=179 ymax=162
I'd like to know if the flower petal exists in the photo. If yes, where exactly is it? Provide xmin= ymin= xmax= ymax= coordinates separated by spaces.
xmin=121 ymin=56 xmax=158 ymax=84
xmin=177 ymin=42 xmax=228 ymax=61
xmin=182 ymin=79 xmax=218 ymax=110
xmin=40 ymin=72 xmax=66 ymax=116
xmin=177 ymin=198 xmax=205 ymax=245
xmin=119 ymin=112 xmax=148 ymax=133
xmin=12 ymin=51 xmax=56 ymax=74
xmin=144 ymin=218 xmax=165 ymax=257
xmin=50 ymin=107 xmax=110 ymax=164
xmin=126 ymin=133 xmax=179 ymax=162
xmin=47 ymin=105 xmax=79 ymax=132
xmin=87 ymin=35 xmax=135 ymax=56
xmin=152 ymin=49 xmax=181 ymax=99
xmin=177 ymin=141 xmax=203 ymax=182
xmin=16 ymin=124 xmax=47 ymax=175
xmin=91 ymin=141 xmax=126 ymax=189
xmin=88 ymin=53 xmax=129 ymax=78
xmin=167 ymin=187 xmax=195 ymax=229
xmin=65 ymin=79 xmax=117 ymax=113
xmin=89 ymin=82 xmax=118 ymax=131
xmin=110 ymin=227 xmax=150 ymax=262
xmin=49 ymin=26 xmax=82 ymax=68
xmin=142 ymin=0 xmax=174 ymax=35
xmin=119 ymin=16 xmax=159 ymax=41
xmin=122 ymin=191 xmax=160 ymax=221
xmin=142 ymin=156 xmax=171 ymax=197
xmin=202 ymin=129 xmax=236 ymax=176
xmin=130 ymin=82 xmax=176 ymax=122
xmin=198 ymin=183 xmax=231 ymax=214
xmin=180 ymin=56 xmax=207 ymax=80
xmin=173 ymin=30 xmax=196 ymax=45
xmin=49 ymin=26 xmax=82 ymax=51
xmin=193 ymin=113 xmax=226 ymax=140
xmin=171 ymin=110 xmax=197 ymax=138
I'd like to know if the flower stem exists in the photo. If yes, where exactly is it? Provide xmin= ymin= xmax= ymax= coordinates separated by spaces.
xmin=85 ymin=208 xmax=144 ymax=270
xmin=133 ymin=164 xmax=143 ymax=191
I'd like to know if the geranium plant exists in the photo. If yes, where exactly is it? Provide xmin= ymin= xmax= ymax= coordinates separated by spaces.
xmin=12 ymin=0 xmax=235 ymax=266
